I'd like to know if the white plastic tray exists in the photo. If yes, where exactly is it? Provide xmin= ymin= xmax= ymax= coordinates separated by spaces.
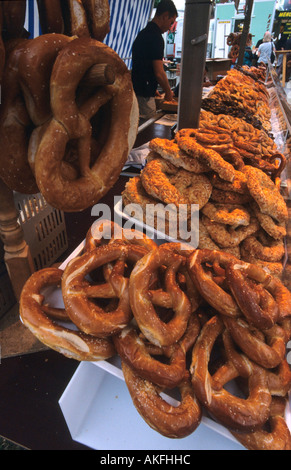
xmin=55 ymin=225 xmax=291 ymax=450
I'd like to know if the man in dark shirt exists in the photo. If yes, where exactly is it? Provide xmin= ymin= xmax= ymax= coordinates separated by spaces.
xmin=131 ymin=0 xmax=178 ymax=119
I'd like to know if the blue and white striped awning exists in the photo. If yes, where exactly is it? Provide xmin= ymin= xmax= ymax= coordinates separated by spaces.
xmin=24 ymin=0 xmax=154 ymax=69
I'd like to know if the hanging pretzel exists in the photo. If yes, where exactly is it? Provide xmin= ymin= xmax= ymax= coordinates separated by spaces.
xmin=33 ymin=37 xmax=138 ymax=211
xmin=0 ymin=34 xmax=74 ymax=194
xmin=19 ymin=267 xmax=115 ymax=361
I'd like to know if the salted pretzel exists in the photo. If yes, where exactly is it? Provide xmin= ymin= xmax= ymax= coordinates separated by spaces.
xmin=129 ymin=245 xmax=193 ymax=347
xmin=36 ymin=0 xmax=65 ymax=34
xmin=113 ymin=325 xmax=187 ymax=389
xmin=122 ymin=362 xmax=202 ymax=439
xmin=223 ymin=315 xmax=287 ymax=369
xmin=1 ymin=0 xmax=27 ymax=40
xmin=231 ymin=397 xmax=291 ymax=450
xmin=187 ymin=249 xmax=242 ymax=317
xmin=225 ymin=262 xmax=280 ymax=330
xmin=19 ymin=267 xmax=115 ymax=361
xmin=84 ymin=219 xmax=158 ymax=253
xmin=190 ymin=316 xmax=272 ymax=432
xmin=0 ymin=34 xmax=75 ymax=194
xmin=33 ymin=37 xmax=138 ymax=211
xmin=227 ymin=260 xmax=291 ymax=320
xmin=36 ymin=0 xmax=110 ymax=41
xmin=62 ymin=241 xmax=147 ymax=337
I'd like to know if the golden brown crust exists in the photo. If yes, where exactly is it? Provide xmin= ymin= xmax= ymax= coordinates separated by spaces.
xmin=243 ymin=165 xmax=288 ymax=223
xmin=140 ymin=156 xmax=212 ymax=209
xmin=34 ymin=37 xmax=138 ymax=211
xmin=122 ymin=362 xmax=202 ymax=439
xmin=19 ymin=267 xmax=115 ymax=361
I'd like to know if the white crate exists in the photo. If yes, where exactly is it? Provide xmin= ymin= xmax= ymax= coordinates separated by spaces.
xmin=14 ymin=192 xmax=68 ymax=271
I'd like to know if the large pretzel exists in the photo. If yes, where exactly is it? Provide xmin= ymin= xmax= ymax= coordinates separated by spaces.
xmin=0 ymin=34 xmax=73 ymax=194
xmin=114 ymin=325 xmax=187 ymax=389
xmin=191 ymin=315 xmax=272 ymax=432
xmin=231 ymin=397 xmax=291 ymax=450
xmin=187 ymin=249 xmax=241 ymax=317
xmin=226 ymin=261 xmax=291 ymax=330
xmin=61 ymin=242 xmax=147 ymax=337
xmin=33 ymin=37 xmax=138 ymax=211
xmin=122 ymin=362 xmax=202 ymax=439
xmin=129 ymin=245 xmax=193 ymax=347
xmin=19 ymin=267 xmax=115 ymax=361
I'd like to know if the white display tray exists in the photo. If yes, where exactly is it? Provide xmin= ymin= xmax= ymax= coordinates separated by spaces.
xmin=55 ymin=226 xmax=291 ymax=450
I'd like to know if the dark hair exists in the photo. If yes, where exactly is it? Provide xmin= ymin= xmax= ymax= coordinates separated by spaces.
xmin=156 ymin=0 xmax=178 ymax=18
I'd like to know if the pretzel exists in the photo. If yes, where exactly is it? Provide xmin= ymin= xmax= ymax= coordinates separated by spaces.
xmin=84 ymin=219 xmax=157 ymax=253
xmin=243 ymin=165 xmax=288 ymax=223
xmin=33 ymin=37 xmax=138 ymax=211
xmin=19 ymin=267 xmax=115 ymax=361
xmin=252 ymin=202 xmax=286 ymax=240
xmin=36 ymin=0 xmax=65 ymax=34
xmin=81 ymin=0 xmax=111 ymax=42
xmin=231 ymin=397 xmax=291 ymax=450
xmin=113 ymin=326 xmax=187 ymax=389
xmin=225 ymin=261 xmax=280 ymax=330
xmin=140 ymin=156 xmax=212 ymax=209
xmin=190 ymin=316 xmax=272 ymax=432
xmin=187 ymin=249 xmax=241 ymax=317
xmin=223 ymin=316 xmax=286 ymax=369
xmin=1 ymin=0 xmax=27 ymax=40
xmin=148 ymin=138 xmax=209 ymax=173
xmin=129 ymin=245 xmax=193 ymax=347
xmin=175 ymin=129 xmax=237 ymax=183
xmin=241 ymin=233 xmax=285 ymax=263
xmin=201 ymin=202 xmax=251 ymax=228
xmin=0 ymin=34 xmax=76 ymax=194
xmin=210 ymin=187 xmax=252 ymax=205
xmin=122 ymin=362 xmax=202 ymax=439
xmin=62 ymin=242 xmax=147 ymax=337
xmin=201 ymin=215 xmax=259 ymax=248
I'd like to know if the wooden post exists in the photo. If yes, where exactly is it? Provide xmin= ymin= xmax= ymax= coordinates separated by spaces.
xmin=237 ymin=0 xmax=254 ymax=67
xmin=177 ymin=0 xmax=213 ymax=130
xmin=0 ymin=178 xmax=34 ymax=301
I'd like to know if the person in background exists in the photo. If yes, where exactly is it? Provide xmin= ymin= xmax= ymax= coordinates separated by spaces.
xmin=243 ymin=35 xmax=254 ymax=67
xmin=257 ymin=31 xmax=276 ymax=66
xmin=131 ymin=0 xmax=178 ymax=120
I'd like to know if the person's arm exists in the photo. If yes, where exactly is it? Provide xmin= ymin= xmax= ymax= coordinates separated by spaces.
xmin=152 ymin=59 xmax=174 ymax=101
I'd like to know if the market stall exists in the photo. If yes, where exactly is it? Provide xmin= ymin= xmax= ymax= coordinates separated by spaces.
xmin=0 ymin=0 xmax=291 ymax=452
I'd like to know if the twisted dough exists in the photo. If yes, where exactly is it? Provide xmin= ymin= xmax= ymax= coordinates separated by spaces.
xmin=122 ymin=362 xmax=202 ymax=439
xmin=141 ymin=156 xmax=212 ymax=209
xmin=33 ymin=37 xmax=138 ymax=211
xmin=19 ymin=267 xmax=115 ymax=361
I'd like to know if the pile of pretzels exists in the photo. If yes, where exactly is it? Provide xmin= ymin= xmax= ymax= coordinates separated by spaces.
xmin=209 ymin=68 xmax=272 ymax=133
xmin=122 ymin=98 xmax=288 ymax=277
xmin=19 ymin=220 xmax=291 ymax=450
xmin=0 ymin=0 xmax=139 ymax=211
